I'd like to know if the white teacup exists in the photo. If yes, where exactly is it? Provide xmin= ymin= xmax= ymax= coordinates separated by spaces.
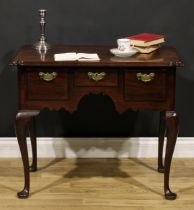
xmin=117 ymin=38 xmax=134 ymax=52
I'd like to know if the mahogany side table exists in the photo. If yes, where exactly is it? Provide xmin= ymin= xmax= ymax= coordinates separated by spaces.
xmin=12 ymin=45 xmax=183 ymax=199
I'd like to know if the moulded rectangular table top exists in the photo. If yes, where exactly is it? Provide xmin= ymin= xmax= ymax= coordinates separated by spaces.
xmin=12 ymin=45 xmax=183 ymax=68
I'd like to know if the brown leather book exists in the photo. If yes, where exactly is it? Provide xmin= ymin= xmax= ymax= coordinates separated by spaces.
xmin=134 ymin=45 xmax=160 ymax=53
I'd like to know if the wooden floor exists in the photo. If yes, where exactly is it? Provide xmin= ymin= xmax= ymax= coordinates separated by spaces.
xmin=0 ymin=158 xmax=194 ymax=210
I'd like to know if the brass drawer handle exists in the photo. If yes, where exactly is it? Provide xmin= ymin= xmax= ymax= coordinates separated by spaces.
xmin=136 ymin=73 xmax=155 ymax=83
xmin=88 ymin=72 xmax=106 ymax=82
xmin=39 ymin=72 xmax=57 ymax=82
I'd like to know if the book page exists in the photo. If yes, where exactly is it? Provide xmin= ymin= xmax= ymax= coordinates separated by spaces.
xmin=54 ymin=52 xmax=77 ymax=61
xmin=77 ymin=53 xmax=100 ymax=61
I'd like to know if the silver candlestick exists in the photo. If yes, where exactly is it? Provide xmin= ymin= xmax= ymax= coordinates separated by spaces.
xmin=34 ymin=9 xmax=51 ymax=51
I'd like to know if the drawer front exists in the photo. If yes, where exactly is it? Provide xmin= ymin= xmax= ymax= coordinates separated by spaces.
xmin=75 ymin=71 xmax=118 ymax=87
xmin=124 ymin=71 xmax=167 ymax=101
xmin=26 ymin=71 xmax=68 ymax=100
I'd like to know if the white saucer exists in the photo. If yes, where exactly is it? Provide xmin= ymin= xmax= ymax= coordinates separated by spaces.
xmin=110 ymin=48 xmax=138 ymax=57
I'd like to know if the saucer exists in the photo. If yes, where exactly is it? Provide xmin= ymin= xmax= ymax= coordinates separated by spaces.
xmin=110 ymin=48 xmax=138 ymax=57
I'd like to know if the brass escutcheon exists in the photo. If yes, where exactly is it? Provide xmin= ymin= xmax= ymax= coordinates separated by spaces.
xmin=39 ymin=72 xmax=57 ymax=82
xmin=136 ymin=72 xmax=155 ymax=83
xmin=88 ymin=72 xmax=106 ymax=82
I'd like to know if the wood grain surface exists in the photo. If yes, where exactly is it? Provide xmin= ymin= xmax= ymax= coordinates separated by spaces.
xmin=0 ymin=158 xmax=194 ymax=209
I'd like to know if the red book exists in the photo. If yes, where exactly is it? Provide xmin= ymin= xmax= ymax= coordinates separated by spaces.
xmin=127 ymin=33 xmax=165 ymax=47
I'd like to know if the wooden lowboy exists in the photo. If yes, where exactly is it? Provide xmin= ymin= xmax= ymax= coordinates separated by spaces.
xmin=12 ymin=45 xmax=183 ymax=199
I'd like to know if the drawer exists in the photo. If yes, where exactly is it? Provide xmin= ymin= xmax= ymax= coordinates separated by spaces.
xmin=75 ymin=71 xmax=118 ymax=87
xmin=26 ymin=71 xmax=68 ymax=100
xmin=124 ymin=71 xmax=167 ymax=101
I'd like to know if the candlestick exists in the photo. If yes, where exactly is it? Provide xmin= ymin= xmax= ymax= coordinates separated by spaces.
xmin=34 ymin=9 xmax=51 ymax=51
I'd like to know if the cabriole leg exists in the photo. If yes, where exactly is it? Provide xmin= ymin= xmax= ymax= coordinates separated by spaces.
xmin=164 ymin=111 xmax=179 ymax=200
xmin=158 ymin=111 xmax=166 ymax=173
xmin=15 ymin=110 xmax=39 ymax=199
xmin=29 ymin=117 xmax=37 ymax=172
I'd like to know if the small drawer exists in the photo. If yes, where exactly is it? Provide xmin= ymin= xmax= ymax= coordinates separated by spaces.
xmin=124 ymin=72 xmax=167 ymax=101
xmin=75 ymin=72 xmax=118 ymax=87
xmin=26 ymin=71 xmax=68 ymax=100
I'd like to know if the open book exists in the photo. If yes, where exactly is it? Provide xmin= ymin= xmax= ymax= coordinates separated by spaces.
xmin=54 ymin=52 xmax=100 ymax=61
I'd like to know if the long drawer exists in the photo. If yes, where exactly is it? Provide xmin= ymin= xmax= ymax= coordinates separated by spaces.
xmin=124 ymin=71 xmax=167 ymax=101
xmin=26 ymin=71 xmax=69 ymax=100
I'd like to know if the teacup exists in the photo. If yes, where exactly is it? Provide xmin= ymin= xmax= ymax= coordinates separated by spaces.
xmin=117 ymin=38 xmax=134 ymax=52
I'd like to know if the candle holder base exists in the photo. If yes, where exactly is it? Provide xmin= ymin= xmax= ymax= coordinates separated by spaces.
xmin=34 ymin=41 xmax=51 ymax=52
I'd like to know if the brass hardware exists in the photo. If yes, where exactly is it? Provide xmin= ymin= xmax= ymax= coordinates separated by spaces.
xmin=88 ymin=72 xmax=106 ymax=82
xmin=136 ymin=72 xmax=155 ymax=83
xmin=39 ymin=72 xmax=57 ymax=82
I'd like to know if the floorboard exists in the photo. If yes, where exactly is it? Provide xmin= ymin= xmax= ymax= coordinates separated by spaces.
xmin=0 ymin=158 xmax=194 ymax=210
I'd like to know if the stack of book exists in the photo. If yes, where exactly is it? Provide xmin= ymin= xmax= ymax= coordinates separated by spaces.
xmin=127 ymin=33 xmax=165 ymax=53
